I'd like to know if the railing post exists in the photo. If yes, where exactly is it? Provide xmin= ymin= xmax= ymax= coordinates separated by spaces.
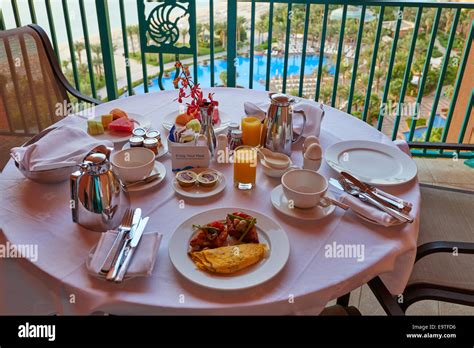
xmin=0 ymin=8 xmax=5 ymax=30
xmin=96 ymin=0 xmax=118 ymax=100
xmin=226 ymin=0 xmax=237 ymax=87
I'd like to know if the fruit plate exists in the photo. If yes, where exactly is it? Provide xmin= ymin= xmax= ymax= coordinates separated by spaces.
xmin=81 ymin=113 xmax=151 ymax=143
xmin=162 ymin=110 xmax=231 ymax=133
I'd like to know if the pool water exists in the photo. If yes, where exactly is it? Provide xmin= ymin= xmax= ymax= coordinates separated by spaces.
xmin=132 ymin=54 xmax=335 ymax=94
xmin=403 ymin=115 xmax=447 ymax=140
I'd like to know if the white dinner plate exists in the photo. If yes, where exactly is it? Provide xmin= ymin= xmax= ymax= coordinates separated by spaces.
xmin=168 ymin=208 xmax=290 ymax=290
xmin=81 ymin=113 xmax=151 ymax=143
xmin=162 ymin=110 xmax=231 ymax=133
xmin=271 ymin=185 xmax=336 ymax=221
xmin=122 ymin=141 xmax=168 ymax=159
xmin=172 ymin=168 xmax=226 ymax=198
xmin=325 ymin=140 xmax=417 ymax=186
xmin=122 ymin=161 xmax=166 ymax=192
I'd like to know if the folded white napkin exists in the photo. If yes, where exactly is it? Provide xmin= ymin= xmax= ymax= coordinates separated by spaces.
xmin=87 ymin=230 xmax=162 ymax=280
xmin=244 ymin=101 xmax=325 ymax=137
xmin=10 ymin=125 xmax=113 ymax=171
xmin=338 ymin=193 xmax=400 ymax=227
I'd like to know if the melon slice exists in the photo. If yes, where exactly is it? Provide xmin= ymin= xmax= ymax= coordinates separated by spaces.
xmin=108 ymin=117 xmax=134 ymax=133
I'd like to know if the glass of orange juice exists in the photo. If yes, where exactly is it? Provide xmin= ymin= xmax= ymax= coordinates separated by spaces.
xmin=234 ymin=145 xmax=257 ymax=190
xmin=241 ymin=116 xmax=262 ymax=147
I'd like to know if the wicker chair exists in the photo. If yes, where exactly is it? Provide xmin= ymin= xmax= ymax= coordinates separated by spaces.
xmin=0 ymin=24 xmax=100 ymax=171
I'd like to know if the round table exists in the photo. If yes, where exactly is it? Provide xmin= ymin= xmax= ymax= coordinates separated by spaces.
xmin=0 ymin=88 xmax=420 ymax=315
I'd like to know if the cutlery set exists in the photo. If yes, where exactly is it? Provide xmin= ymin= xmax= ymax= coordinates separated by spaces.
xmin=329 ymin=172 xmax=414 ymax=224
xmin=100 ymin=208 xmax=149 ymax=282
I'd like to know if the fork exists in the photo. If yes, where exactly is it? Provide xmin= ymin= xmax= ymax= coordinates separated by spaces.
xmin=99 ymin=209 xmax=133 ymax=275
xmin=338 ymin=178 xmax=412 ymax=223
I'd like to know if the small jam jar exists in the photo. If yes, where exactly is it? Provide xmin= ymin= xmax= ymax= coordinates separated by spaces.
xmin=132 ymin=127 xmax=147 ymax=137
xmin=143 ymin=138 xmax=158 ymax=154
xmin=146 ymin=130 xmax=162 ymax=147
xmin=227 ymin=122 xmax=240 ymax=144
xmin=129 ymin=136 xmax=144 ymax=147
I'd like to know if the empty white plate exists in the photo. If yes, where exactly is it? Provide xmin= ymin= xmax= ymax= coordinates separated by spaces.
xmin=325 ymin=140 xmax=417 ymax=186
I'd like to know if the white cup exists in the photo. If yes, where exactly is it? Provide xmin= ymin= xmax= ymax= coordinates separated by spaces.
xmin=281 ymin=169 xmax=330 ymax=209
xmin=111 ymin=147 xmax=155 ymax=183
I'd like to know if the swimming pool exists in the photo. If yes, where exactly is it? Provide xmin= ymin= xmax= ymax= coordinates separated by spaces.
xmin=403 ymin=115 xmax=447 ymax=140
xmin=132 ymin=54 xmax=335 ymax=94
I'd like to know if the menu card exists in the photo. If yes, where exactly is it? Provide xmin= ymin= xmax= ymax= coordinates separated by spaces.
xmin=171 ymin=146 xmax=210 ymax=172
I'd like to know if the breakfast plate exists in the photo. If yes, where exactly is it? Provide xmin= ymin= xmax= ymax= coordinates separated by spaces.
xmin=168 ymin=208 xmax=290 ymax=290
xmin=172 ymin=168 xmax=226 ymax=198
xmin=122 ymin=141 xmax=168 ymax=159
xmin=81 ymin=112 xmax=151 ymax=143
xmin=325 ymin=140 xmax=417 ymax=186
xmin=124 ymin=161 xmax=166 ymax=192
xmin=271 ymin=185 xmax=336 ymax=220
xmin=162 ymin=110 xmax=231 ymax=133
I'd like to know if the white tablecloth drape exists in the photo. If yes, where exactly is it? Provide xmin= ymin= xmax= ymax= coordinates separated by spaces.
xmin=0 ymin=88 xmax=420 ymax=315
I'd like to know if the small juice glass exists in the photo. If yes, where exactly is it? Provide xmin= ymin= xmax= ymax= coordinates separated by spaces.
xmin=241 ymin=116 xmax=262 ymax=147
xmin=233 ymin=145 xmax=257 ymax=190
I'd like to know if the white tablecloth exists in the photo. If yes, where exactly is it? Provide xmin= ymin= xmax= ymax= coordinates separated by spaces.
xmin=0 ymin=88 xmax=420 ymax=315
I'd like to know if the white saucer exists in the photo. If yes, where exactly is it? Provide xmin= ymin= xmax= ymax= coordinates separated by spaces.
xmin=122 ymin=142 xmax=168 ymax=159
xmin=271 ymin=185 xmax=336 ymax=221
xmin=124 ymin=161 xmax=166 ymax=192
xmin=260 ymin=158 xmax=297 ymax=178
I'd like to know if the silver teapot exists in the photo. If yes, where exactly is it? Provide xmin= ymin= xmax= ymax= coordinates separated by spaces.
xmin=260 ymin=93 xmax=306 ymax=156
xmin=70 ymin=146 xmax=130 ymax=232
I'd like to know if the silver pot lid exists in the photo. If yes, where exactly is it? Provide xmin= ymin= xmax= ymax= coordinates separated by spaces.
xmin=269 ymin=93 xmax=295 ymax=106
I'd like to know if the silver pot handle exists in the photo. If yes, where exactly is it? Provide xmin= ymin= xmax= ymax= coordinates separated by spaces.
xmin=292 ymin=110 xmax=306 ymax=143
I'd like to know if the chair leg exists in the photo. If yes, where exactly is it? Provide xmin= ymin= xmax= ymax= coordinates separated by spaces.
xmin=336 ymin=293 xmax=351 ymax=307
xmin=368 ymin=277 xmax=405 ymax=316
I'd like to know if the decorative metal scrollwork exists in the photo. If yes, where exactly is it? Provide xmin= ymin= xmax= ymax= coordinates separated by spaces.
xmin=138 ymin=0 xmax=196 ymax=54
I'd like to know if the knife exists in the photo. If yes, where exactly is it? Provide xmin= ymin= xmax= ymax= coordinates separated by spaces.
xmin=340 ymin=172 xmax=413 ymax=223
xmin=114 ymin=217 xmax=149 ymax=282
xmin=106 ymin=208 xmax=142 ymax=281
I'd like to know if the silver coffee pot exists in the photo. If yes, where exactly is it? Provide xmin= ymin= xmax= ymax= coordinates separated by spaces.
xmin=260 ymin=93 xmax=306 ymax=156
xmin=70 ymin=146 xmax=130 ymax=232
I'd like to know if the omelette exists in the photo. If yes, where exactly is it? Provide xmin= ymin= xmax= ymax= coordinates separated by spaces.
xmin=190 ymin=243 xmax=269 ymax=274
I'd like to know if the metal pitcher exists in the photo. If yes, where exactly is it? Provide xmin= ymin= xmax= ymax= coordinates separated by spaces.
xmin=70 ymin=146 xmax=130 ymax=232
xmin=260 ymin=93 xmax=306 ymax=156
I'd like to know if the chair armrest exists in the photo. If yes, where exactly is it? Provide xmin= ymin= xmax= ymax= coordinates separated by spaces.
xmin=28 ymin=24 xmax=102 ymax=106
xmin=367 ymin=276 xmax=405 ymax=316
xmin=416 ymin=241 xmax=474 ymax=262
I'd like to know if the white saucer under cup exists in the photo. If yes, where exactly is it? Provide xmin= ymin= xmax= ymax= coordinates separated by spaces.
xmin=271 ymin=185 xmax=335 ymax=221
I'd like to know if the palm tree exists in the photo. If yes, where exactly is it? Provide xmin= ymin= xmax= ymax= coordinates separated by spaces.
xmin=74 ymin=41 xmax=85 ymax=65
xmin=61 ymin=59 xmax=70 ymax=72
xmin=181 ymin=28 xmax=188 ymax=45
xmin=236 ymin=16 xmax=247 ymax=43
xmin=256 ymin=13 xmax=268 ymax=46
xmin=126 ymin=25 xmax=139 ymax=54
xmin=91 ymin=44 xmax=103 ymax=78
xmin=214 ymin=22 xmax=226 ymax=48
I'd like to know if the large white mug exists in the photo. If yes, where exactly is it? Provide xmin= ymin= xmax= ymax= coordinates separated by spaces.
xmin=281 ymin=169 xmax=330 ymax=209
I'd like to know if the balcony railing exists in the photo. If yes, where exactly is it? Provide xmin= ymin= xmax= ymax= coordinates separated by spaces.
xmin=1 ymin=0 xmax=473 ymax=159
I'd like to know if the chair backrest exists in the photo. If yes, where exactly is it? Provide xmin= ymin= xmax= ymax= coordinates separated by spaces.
xmin=0 ymin=26 xmax=70 ymax=137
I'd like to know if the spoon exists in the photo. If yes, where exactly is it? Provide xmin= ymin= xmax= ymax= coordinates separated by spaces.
xmin=257 ymin=147 xmax=291 ymax=169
